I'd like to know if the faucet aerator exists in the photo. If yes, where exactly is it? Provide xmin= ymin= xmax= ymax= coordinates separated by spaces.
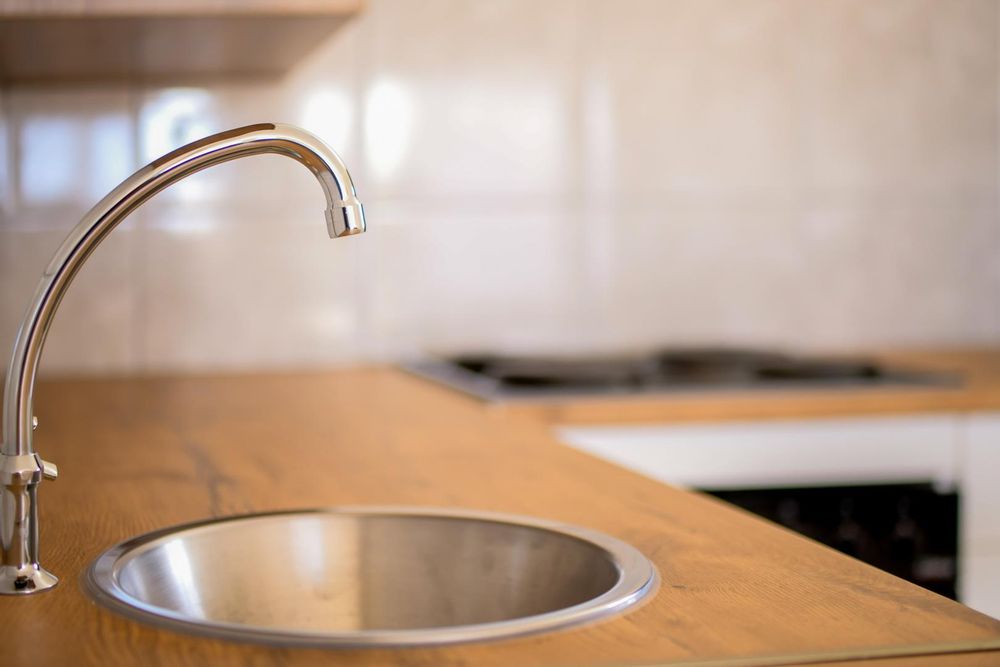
xmin=327 ymin=200 xmax=366 ymax=239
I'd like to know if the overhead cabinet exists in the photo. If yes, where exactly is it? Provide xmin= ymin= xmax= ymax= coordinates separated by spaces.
xmin=0 ymin=1 xmax=363 ymax=83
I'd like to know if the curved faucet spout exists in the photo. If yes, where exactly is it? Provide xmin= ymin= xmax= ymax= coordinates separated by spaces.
xmin=4 ymin=123 xmax=364 ymax=458
xmin=0 ymin=123 xmax=365 ymax=594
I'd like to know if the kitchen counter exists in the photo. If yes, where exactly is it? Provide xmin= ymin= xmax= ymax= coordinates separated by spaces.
xmin=492 ymin=349 xmax=1000 ymax=425
xmin=2 ymin=368 xmax=999 ymax=666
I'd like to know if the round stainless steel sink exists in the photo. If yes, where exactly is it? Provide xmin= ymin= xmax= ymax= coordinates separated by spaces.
xmin=85 ymin=507 xmax=658 ymax=647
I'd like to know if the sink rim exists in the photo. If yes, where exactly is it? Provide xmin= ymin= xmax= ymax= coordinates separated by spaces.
xmin=85 ymin=506 xmax=659 ymax=647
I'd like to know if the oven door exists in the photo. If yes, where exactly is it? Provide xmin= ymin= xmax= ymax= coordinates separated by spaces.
xmin=708 ymin=483 xmax=959 ymax=598
xmin=558 ymin=414 xmax=963 ymax=599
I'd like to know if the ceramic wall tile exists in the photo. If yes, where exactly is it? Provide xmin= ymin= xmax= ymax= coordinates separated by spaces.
xmin=0 ymin=227 xmax=138 ymax=375
xmin=581 ymin=0 xmax=801 ymax=202
xmin=140 ymin=204 xmax=364 ymax=371
xmin=598 ymin=204 xmax=818 ymax=351
xmin=802 ymin=204 xmax=1000 ymax=348
xmin=1 ymin=0 xmax=997 ymax=375
xmin=5 ymin=86 xmax=134 ymax=228
xmin=794 ymin=0 xmax=997 ymax=206
xmin=601 ymin=201 xmax=1000 ymax=352
xmin=363 ymin=199 xmax=589 ymax=359
xmin=361 ymin=0 xmax=579 ymax=199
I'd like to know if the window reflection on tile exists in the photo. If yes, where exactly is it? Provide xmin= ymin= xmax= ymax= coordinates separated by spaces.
xmin=363 ymin=78 xmax=414 ymax=184
xmin=21 ymin=112 xmax=132 ymax=206
xmin=87 ymin=113 xmax=133 ymax=202
xmin=283 ymin=85 xmax=360 ymax=203
xmin=282 ymin=12 xmax=364 ymax=197
xmin=299 ymin=87 xmax=354 ymax=157
xmin=21 ymin=111 xmax=130 ymax=210
xmin=20 ymin=116 xmax=80 ymax=205
xmin=140 ymin=88 xmax=214 ymax=160
xmin=364 ymin=79 xmax=568 ymax=197
xmin=140 ymin=88 xmax=217 ymax=203
xmin=138 ymin=84 xmax=314 ymax=212
xmin=13 ymin=88 xmax=133 ymax=213
xmin=365 ymin=0 xmax=577 ymax=198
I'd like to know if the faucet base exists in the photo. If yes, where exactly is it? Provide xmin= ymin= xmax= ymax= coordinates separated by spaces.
xmin=0 ymin=565 xmax=58 ymax=595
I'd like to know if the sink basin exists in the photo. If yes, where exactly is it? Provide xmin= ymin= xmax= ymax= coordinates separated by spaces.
xmin=85 ymin=507 xmax=658 ymax=646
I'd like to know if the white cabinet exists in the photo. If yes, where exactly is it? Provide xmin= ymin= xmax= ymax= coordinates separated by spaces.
xmin=558 ymin=414 xmax=962 ymax=491
xmin=960 ymin=413 xmax=1000 ymax=617
xmin=559 ymin=412 xmax=1000 ymax=618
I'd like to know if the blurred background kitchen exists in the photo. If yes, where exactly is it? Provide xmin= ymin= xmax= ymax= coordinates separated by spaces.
xmin=1 ymin=0 xmax=997 ymax=373
xmin=1 ymin=0 xmax=998 ymax=616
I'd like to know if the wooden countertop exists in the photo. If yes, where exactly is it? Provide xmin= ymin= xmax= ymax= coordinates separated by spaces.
xmin=490 ymin=349 xmax=1000 ymax=425
xmin=2 ymin=368 xmax=999 ymax=666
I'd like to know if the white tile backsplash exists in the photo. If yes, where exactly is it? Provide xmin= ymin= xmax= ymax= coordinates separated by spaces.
xmin=793 ymin=0 xmax=998 ymax=205
xmin=7 ymin=86 xmax=135 ymax=219
xmin=362 ymin=0 xmax=580 ymax=199
xmin=140 ymin=205 xmax=363 ymax=372
xmin=364 ymin=199 xmax=587 ymax=358
xmin=0 ymin=0 xmax=998 ymax=375
xmin=600 ymin=204 xmax=818 ymax=350
xmin=583 ymin=0 xmax=801 ymax=200
xmin=0 ymin=227 xmax=138 ymax=374
xmin=822 ymin=205 xmax=1000 ymax=348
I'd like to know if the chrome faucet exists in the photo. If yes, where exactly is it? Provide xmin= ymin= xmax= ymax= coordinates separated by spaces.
xmin=0 ymin=123 xmax=365 ymax=594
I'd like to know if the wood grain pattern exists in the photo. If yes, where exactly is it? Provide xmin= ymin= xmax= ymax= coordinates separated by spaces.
xmin=494 ymin=348 xmax=1000 ymax=425
xmin=649 ymin=647 xmax=1000 ymax=666
xmin=808 ymin=651 xmax=1000 ymax=667
xmin=0 ymin=368 xmax=997 ymax=666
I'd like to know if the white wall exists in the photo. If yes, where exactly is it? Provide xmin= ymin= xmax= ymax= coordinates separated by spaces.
xmin=1 ymin=0 xmax=998 ymax=374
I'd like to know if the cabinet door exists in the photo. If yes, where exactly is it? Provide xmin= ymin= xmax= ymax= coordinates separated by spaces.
xmin=558 ymin=414 xmax=960 ymax=491
xmin=960 ymin=412 xmax=1000 ymax=618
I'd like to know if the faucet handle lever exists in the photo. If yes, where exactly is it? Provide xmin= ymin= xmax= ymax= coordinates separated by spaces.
xmin=29 ymin=417 xmax=55 ymax=479
xmin=40 ymin=459 xmax=57 ymax=481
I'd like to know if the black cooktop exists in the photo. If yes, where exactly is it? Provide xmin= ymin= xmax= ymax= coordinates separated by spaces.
xmin=404 ymin=348 xmax=957 ymax=400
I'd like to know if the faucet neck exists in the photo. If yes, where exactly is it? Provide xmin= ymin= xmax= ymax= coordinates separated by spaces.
xmin=2 ymin=123 xmax=363 ymax=457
